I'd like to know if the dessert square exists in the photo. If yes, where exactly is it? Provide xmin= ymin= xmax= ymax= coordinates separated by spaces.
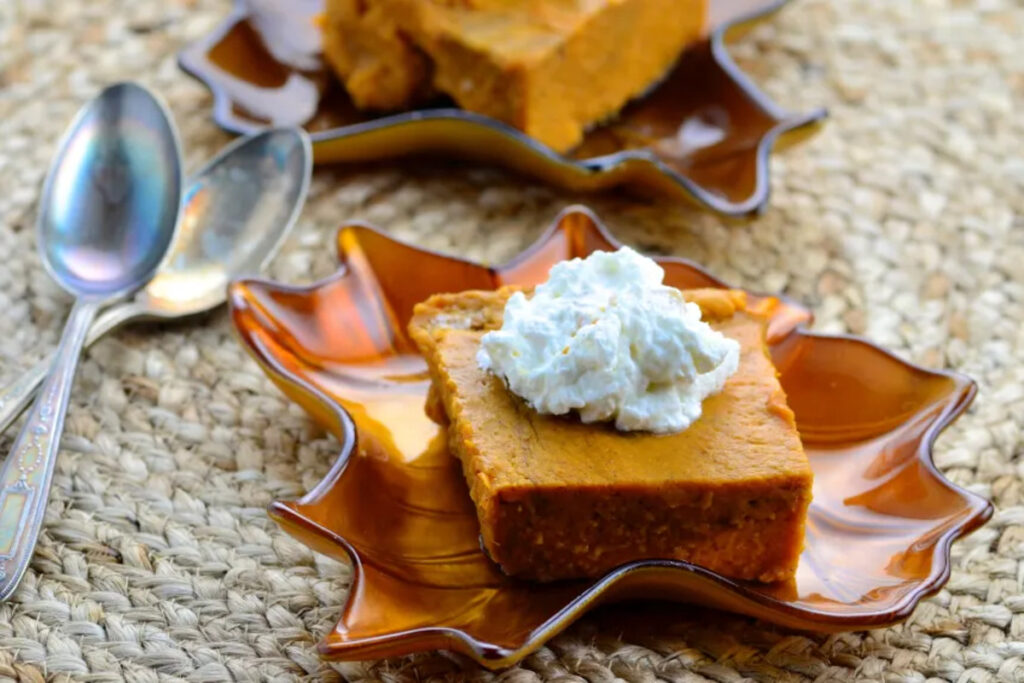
xmin=323 ymin=0 xmax=708 ymax=151
xmin=408 ymin=287 xmax=813 ymax=583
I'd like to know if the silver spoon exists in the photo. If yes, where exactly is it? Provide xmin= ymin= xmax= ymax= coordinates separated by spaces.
xmin=0 ymin=82 xmax=183 ymax=599
xmin=0 ymin=127 xmax=313 ymax=436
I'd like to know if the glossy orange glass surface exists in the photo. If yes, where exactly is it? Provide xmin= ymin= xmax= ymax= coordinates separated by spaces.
xmin=228 ymin=206 xmax=992 ymax=668
xmin=179 ymin=0 xmax=825 ymax=217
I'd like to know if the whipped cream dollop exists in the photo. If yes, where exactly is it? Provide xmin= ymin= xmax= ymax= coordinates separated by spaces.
xmin=477 ymin=247 xmax=740 ymax=434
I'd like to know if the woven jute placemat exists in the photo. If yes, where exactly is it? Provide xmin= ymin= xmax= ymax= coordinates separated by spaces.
xmin=1 ymin=0 xmax=1021 ymax=680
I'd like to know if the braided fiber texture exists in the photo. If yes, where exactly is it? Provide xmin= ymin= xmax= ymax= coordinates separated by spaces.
xmin=0 ymin=0 xmax=1021 ymax=680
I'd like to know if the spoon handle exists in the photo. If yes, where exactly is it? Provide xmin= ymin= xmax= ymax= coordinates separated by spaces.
xmin=0 ymin=299 xmax=145 ymax=436
xmin=0 ymin=299 xmax=100 ymax=600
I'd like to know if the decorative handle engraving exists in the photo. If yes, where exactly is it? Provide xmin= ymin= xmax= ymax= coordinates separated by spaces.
xmin=0 ymin=299 xmax=100 ymax=599
xmin=0 ymin=299 xmax=144 ymax=437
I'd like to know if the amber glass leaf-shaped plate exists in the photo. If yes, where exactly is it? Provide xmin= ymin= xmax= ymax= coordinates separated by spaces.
xmin=229 ymin=206 xmax=992 ymax=668
xmin=179 ymin=0 xmax=826 ymax=217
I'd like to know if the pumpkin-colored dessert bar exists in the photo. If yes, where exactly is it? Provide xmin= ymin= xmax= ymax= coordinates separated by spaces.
xmin=408 ymin=287 xmax=812 ymax=582
xmin=322 ymin=0 xmax=708 ymax=152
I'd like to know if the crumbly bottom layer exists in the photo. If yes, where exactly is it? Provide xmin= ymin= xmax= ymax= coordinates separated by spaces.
xmin=484 ymin=487 xmax=810 ymax=583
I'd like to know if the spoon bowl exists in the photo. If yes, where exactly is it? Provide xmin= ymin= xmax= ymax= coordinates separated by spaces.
xmin=140 ymin=128 xmax=311 ymax=317
xmin=38 ymin=82 xmax=182 ymax=297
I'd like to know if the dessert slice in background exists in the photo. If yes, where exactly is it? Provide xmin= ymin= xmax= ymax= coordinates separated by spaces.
xmin=409 ymin=286 xmax=813 ymax=583
xmin=322 ymin=0 xmax=708 ymax=152
xmin=322 ymin=0 xmax=436 ymax=110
